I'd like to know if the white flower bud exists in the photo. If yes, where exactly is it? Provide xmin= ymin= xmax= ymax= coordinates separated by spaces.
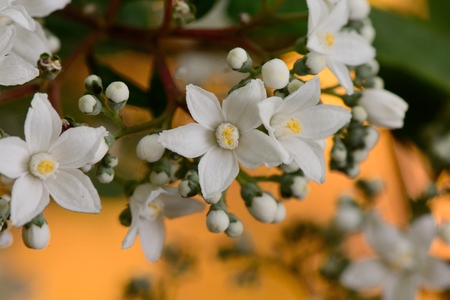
xmin=206 ymin=210 xmax=230 ymax=233
xmin=352 ymin=106 xmax=368 ymax=123
xmin=348 ymin=0 xmax=371 ymax=20
xmin=438 ymin=222 xmax=450 ymax=244
xmin=287 ymin=79 xmax=304 ymax=94
xmin=360 ymin=19 xmax=376 ymax=43
xmin=226 ymin=220 xmax=244 ymax=238
xmin=0 ymin=230 xmax=12 ymax=248
xmin=333 ymin=205 xmax=363 ymax=232
xmin=261 ymin=58 xmax=290 ymax=89
xmin=305 ymin=52 xmax=326 ymax=74
xmin=103 ymin=154 xmax=118 ymax=168
xmin=150 ymin=171 xmax=170 ymax=186
xmin=332 ymin=145 xmax=347 ymax=163
xmin=366 ymin=59 xmax=379 ymax=76
xmin=280 ymin=161 xmax=299 ymax=173
xmin=97 ymin=166 xmax=114 ymax=183
xmin=105 ymin=81 xmax=129 ymax=103
xmin=291 ymin=176 xmax=309 ymax=199
xmin=178 ymin=181 xmax=191 ymax=198
xmin=371 ymin=76 xmax=384 ymax=89
xmin=84 ymin=74 xmax=102 ymax=92
xmin=227 ymin=47 xmax=249 ymax=70
xmin=22 ymin=223 xmax=50 ymax=250
xmin=80 ymin=164 xmax=93 ymax=173
xmin=353 ymin=149 xmax=369 ymax=162
xmin=273 ymin=202 xmax=286 ymax=223
xmin=136 ymin=134 xmax=165 ymax=162
xmin=204 ymin=193 xmax=222 ymax=204
xmin=347 ymin=164 xmax=360 ymax=179
xmin=78 ymin=94 xmax=101 ymax=115
xmin=248 ymin=193 xmax=278 ymax=223
xmin=364 ymin=127 xmax=379 ymax=149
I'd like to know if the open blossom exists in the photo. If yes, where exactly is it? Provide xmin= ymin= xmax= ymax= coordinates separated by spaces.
xmin=306 ymin=0 xmax=375 ymax=94
xmin=158 ymin=79 xmax=284 ymax=199
xmin=0 ymin=93 xmax=107 ymax=227
xmin=258 ymin=77 xmax=351 ymax=183
xmin=341 ymin=213 xmax=450 ymax=300
xmin=122 ymin=183 xmax=204 ymax=262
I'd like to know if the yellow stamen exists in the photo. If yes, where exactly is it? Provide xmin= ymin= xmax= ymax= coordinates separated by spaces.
xmin=148 ymin=202 xmax=163 ymax=218
xmin=325 ymin=32 xmax=335 ymax=46
xmin=286 ymin=118 xmax=301 ymax=134
xmin=221 ymin=126 xmax=235 ymax=146
xmin=37 ymin=160 xmax=56 ymax=175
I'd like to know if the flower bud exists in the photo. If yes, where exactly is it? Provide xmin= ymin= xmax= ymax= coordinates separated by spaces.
xmin=22 ymin=222 xmax=50 ymax=250
xmin=178 ymin=180 xmax=200 ymax=198
xmin=0 ymin=230 xmax=12 ymax=248
xmin=360 ymin=21 xmax=375 ymax=43
xmin=438 ymin=222 xmax=450 ymax=244
xmin=367 ymin=76 xmax=384 ymax=89
xmin=97 ymin=165 xmax=114 ymax=183
xmin=261 ymin=59 xmax=290 ymax=89
xmin=137 ymin=134 xmax=165 ymax=162
xmin=103 ymin=153 xmax=118 ymax=168
xmin=348 ymin=0 xmax=370 ymax=20
xmin=106 ymin=81 xmax=129 ymax=110
xmin=204 ymin=193 xmax=222 ymax=205
xmin=226 ymin=214 xmax=244 ymax=238
xmin=291 ymin=176 xmax=309 ymax=199
xmin=206 ymin=210 xmax=230 ymax=233
xmin=78 ymin=94 xmax=102 ymax=115
xmin=85 ymin=74 xmax=103 ymax=94
xmin=247 ymin=193 xmax=278 ymax=223
xmin=346 ymin=163 xmax=360 ymax=179
xmin=353 ymin=149 xmax=368 ymax=162
xmin=287 ymin=79 xmax=304 ymax=94
xmin=240 ymin=183 xmax=263 ymax=206
xmin=37 ymin=53 xmax=62 ymax=80
xmin=333 ymin=203 xmax=363 ymax=233
xmin=119 ymin=205 xmax=132 ymax=227
xmin=331 ymin=141 xmax=347 ymax=163
xmin=294 ymin=36 xmax=308 ymax=55
xmin=280 ymin=161 xmax=300 ymax=173
xmin=352 ymin=106 xmax=368 ymax=123
xmin=150 ymin=171 xmax=170 ymax=186
xmin=172 ymin=0 xmax=195 ymax=25
xmin=273 ymin=202 xmax=286 ymax=223
xmin=80 ymin=164 xmax=93 ymax=173
xmin=364 ymin=126 xmax=379 ymax=149
xmin=226 ymin=47 xmax=252 ymax=72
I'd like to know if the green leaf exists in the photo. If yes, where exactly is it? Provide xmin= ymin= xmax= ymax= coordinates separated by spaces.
xmin=191 ymin=0 xmax=218 ymax=19
xmin=147 ymin=68 xmax=168 ymax=117
xmin=117 ymin=1 xmax=155 ymax=28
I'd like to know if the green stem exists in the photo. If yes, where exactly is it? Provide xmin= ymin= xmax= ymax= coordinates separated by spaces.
xmin=113 ymin=110 xmax=171 ymax=139
xmin=236 ymin=169 xmax=257 ymax=185
xmin=253 ymin=175 xmax=281 ymax=182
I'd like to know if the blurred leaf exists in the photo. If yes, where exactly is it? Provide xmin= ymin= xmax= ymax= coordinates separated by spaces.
xmin=191 ymin=0 xmax=218 ymax=19
xmin=148 ymin=68 xmax=168 ymax=117
xmin=117 ymin=1 xmax=156 ymax=28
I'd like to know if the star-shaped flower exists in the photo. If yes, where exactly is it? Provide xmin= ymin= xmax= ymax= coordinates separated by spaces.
xmin=306 ymin=0 xmax=375 ymax=94
xmin=258 ymin=77 xmax=351 ymax=183
xmin=122 ymin=183 xmax=204 ymax=262
xmin=158 ymin=79 xmax=284 ymax=199
xmin=341 ymin=213 xmax=450 ymax=300
xmin=0 ymin=93 xmax=107 ymax=226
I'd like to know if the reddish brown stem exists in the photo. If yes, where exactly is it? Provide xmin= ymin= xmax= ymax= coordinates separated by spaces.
xmin=0 ymin=84 xmax=40 ymax=105
xmin=158 ymin=0 xmax=174 ymax=35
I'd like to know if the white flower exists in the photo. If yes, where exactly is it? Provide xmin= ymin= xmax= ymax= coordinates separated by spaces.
xmin=341 ymin=213 xmax=450 ymax=300
xmin=306 ymin=0 xmax=375 ymax=94
xmin=22 ymin=222 xmax=50 ymax=249
xmin=261 ymin=58 xmax=290 ymax=89
xmin=14 ymin=0 xmax=70 ymax=18
xmin=0 ymin=25 xmax=38 ymax=85
xmin=0 ymin=1 xmax=35 ymax=31
xmin=348 ymin=0 xmax=370 ymax=20
xmin=358 ymin=89 xmax=408 ymax=129
xmin=158 ymin=79 xmax=284 ymax=199
xmin=0 ymin=93 xmax=107 ymax=227
xmin=122 ymin=183 xmax=204 ymax=262
xmin=258 ymin=77 xmax=351 ymax=183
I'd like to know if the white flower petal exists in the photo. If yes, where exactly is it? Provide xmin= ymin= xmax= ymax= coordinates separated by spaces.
xmin=46 ymin=168 xmax=101 ymax=213
xmin=318 ymin=0 xmax=348 ymax=34
xmin=14 ymin=0 xmax=70 ymax=17
xmin=417 ymin=258 xmax=450 ymax=289
xmin=0 ymin=137 xmax=29 ymax=178
xmin=331 ymin=30 xmax=376 ymax=66
xmin=10 ymin=173 xmax=49 ymax=227
xmin=198 ymin=147 xmax=238 ymax=199
xmin=282 ymin=77 xmax=321 ymax=114
xmin=340 ymin=259 xmax=388 ymax=290
xmin=50 ymin=126 xmax=107 ymax=169
xmin=158 ymin=123 xmax=216 ymax=158
xmin=408 ymin=214 xmax=436 ymax=255
xmin=121 ymin=226 xmax=138 ymax=250
xmin=222 ymin=79 xmax=266 ymax=131
xmin=298 ymin=105 xmax=350 ymax=139
xmin=281 ymin=137 xmax=326 ymax=183
xmin=234 ymin=130 xmax=284 ymax=168
xmin=306 ymin=0 xmax=329 ymax=35
xmin=139 ymin=216 xmax=165 ymax=262
xmin=363 ymin=212 xmax=402 ymax=256
xmin=258 ymin=96 xmax=283 ymax=138
xmin=0 ymin=55 xmax=38 ymax=85
xmin=11 ymin=22 xmax=51 ymax=65
xmin=325 ymin=57 xmax=354 ymax=95
xmin=0 ymin=5 xmax=35 ymax=31
xmin=160 ymin=187 xmax=204 ymax=219
xmin=186 ymin=84 xmax=224 ymax=129
xmin=383 ymin=273 xmax=418 ymax=300
xmin=25 ymin=93 xmax=61 ymax=154
xmin=0 ymin=25 xmax=15 ymax=56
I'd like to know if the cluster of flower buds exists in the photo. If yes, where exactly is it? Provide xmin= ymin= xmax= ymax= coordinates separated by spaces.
xmin=241 ymin=183 xmax=285 ymax=224
xmin=279 ymin=163 xmax=310 ymax=200
xmin=206 ymin=197 xmax=244 ymax=238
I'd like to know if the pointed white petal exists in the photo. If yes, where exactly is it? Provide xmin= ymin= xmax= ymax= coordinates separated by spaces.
xmin=121 ymin=225 xmax=138 ymax=250
xmin=46 ymin=168 xmax=101 ymax=213
xmin=158 ymin=123 xmax=216 ymax=158
xmin=50 ymin=126 xmax=107 ymax=169
xmin=0 ymin=137 xmax=29 ymax=178
xmin=383 ymin=273 xmax=418 ymax=300
xmin=25 ymin=93 xmax=61 ymax=154
xmin=0 ymin=25 xmax=15 ymax=56
xmin=318 ymin=0 xmax=348 ymax=33
xmin=160 ymin=187 xmax=204 ymax=219
xmin=0 ymin=55 xmax=38 ymax=85
xmin=139 ymin=216 xmax=165 ymax=262
xmin=14 ymin=0 xmax=70 ymax=17
xmin=408 ymin=214 xmax=436 ymax=258
xmin=11 ymin=23 xmax=51 ymax=65
xmin=282 ymin=77 xmax=321 ymax=114
xmin=417 ymin=258 xmax=450 ymax=289
xmin=340 ymin=259 xmax=388 ymax=290
xmin=186 ymin=84 xmax=224 ymax=129
xmin=234 ymin=130 xmax=284 ymax=168
xmin=325 ymin=57 xmax=354 ymax=95
xmin=306 ymin=0 xmax=329 ymax=35
xmin=10 ymin=173 xmax=49 ymax=227
xmin=282 ymin=137 xmax=326 ymax=183
xmin=198 ymin=147 xmax=238 ymax=199
xmin=363 ymin=212 xmax=402 ymax=256
xmin=331 ymin=31 xmax=376 ymax=66
xmin=298 ymin=105 xmax=350 ymax=139
xmin=258 ymin=96 xmax=282 ymax=138
xmin=222 ymin=79 xmax=266 ymax=131
xmin=0 ymin=5 xmax=35 ymax=31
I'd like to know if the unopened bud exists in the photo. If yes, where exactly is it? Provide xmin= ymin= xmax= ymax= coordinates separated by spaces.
xmin=97 ymin=165 xmax=114 ymax=183
xmin=103 ymin=153 xmax=118 ymax=168
xmin=150 ymin=171 xmax=170 ymax=186
xmin=0 ymin=230 xmax=12 ymax=248
xmin=349 ymin=0 xmax=370 ymax=20
xmin=247 ymin=193 xmax=278 ymax=223
xmin=106 ymin=81 xmax=129 ymax=110
xmin=172 ymin=0 xmax=195 ymax=25
xmin=353 ymin=149 xmax=368 ymax=162
xmin=364 ymin=126 xmax=379 ymax=149
xmin=206 ymin=210 xmax=230 ymax=233
xmin=226 ymin=214 xmax=244 ymax=238
xmin=119 ymin=206 xmax=132 ymax=227
xmin=291 ymin=176 xmax=309 ymax=199
xmin=346 ymin=164 xmax=360 ymax=179
xmin=22 ymin=222 xmax=50 ymax=250
xmin=280 ymin=161 xmax=299 ymax=173
xmin=204 ymin=193 xmax=222 ymax=204
xmin=352 ymin=106 xmax=368 ymax=123
xmin=84 ymin=74 xmax=103 ymax=94
xmin=333 ymin=203 xmax=363 ymax=233
xmin=331 ymin=141 xmax=347 ymax=163
xmin=262 ymin=59 xmax=290 ymax=89
xmin=137 ymin=134 xmax=165 ymax=162
xmin=227 ymin=47 xmax=252 ymax=72
xmin=273 ymin=202 xmax=286 ymax=223
xmin=78 ymin=94 xmax=102 ymax=115
xmin=37 ymin=53 xmax=62 ymax=80
xmin=287 ymin=79 xmax=304 ymax=94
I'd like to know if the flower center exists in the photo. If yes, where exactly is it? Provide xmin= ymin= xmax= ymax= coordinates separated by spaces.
xmin=142 ymin=198 xmax=164 ymax=220
xmin=387 ymin=239 xmax=416 ymax=271
xmin=29 ymin=153 xmax=59 ymax=180
xmin=271 ymin=115 xmax=302 ymax=138
xmin=215 ymin=123 xmax=240 ymax=150
xmin=325 ymin=32 xmax=335 ymax=46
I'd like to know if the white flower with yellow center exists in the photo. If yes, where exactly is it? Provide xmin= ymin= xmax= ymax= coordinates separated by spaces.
xmin=122 ymin=183 xmax=204 ymax=262
xmin=258 ymin=77 xmax=351 ymax=183
xmin=158 ymin=79 xmax=284 ymax=199
xmin=306 ymin=0 xmax=375 ymax=94
xmin=341 ymin=213 xmax=450 ymax=300
xmin=0 ymin=93 xmax=107 ymax=227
